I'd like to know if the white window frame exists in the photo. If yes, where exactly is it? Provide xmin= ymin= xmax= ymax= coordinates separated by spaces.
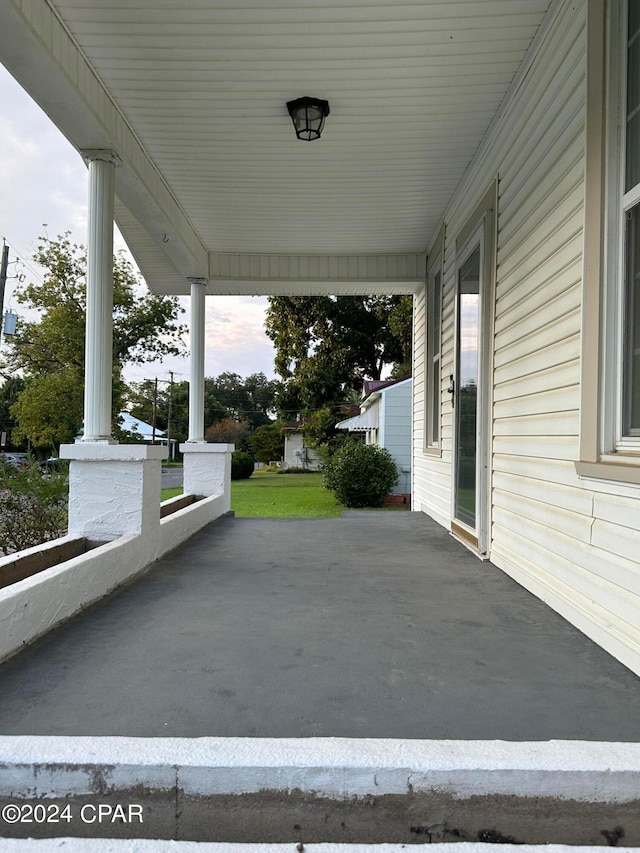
xmin=604 ymin=0 xmax=640 ymax=452
xmin=424 ymin=224 xmax=445 ymax=455
xmin=577 ymin=0 xmax=640 ymax=485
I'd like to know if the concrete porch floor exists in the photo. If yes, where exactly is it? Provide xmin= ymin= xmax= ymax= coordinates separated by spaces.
xmin=0 ymin=512 xmax=638 ymax=740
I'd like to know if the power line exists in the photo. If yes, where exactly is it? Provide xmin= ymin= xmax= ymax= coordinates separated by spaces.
xmin=0 ymin=238 xmax=45 ymax=286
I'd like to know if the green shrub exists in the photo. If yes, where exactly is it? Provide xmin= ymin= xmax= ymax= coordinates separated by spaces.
xmin=0 ymin=460 xmax=68 ymax=554
xmin=231 ymin=450 xmax=254 ymax=480
xmin=323 ymin=442 xmax=398 ymax=507
xmin=279 ymin=466 xmax=311 ymax=474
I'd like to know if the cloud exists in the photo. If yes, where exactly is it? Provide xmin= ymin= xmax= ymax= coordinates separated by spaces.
xmin=204 ymin=295 xmax=276 ymax=378
xmin=0 ymin=66 xmax=87 ymax=257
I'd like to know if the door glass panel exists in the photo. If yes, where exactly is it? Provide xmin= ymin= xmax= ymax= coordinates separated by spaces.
xmin=624 ymin=203 xmax=640 ymax=433
xmin=455 ymin=245 xmax=480 ymax=528
xmin=427 ymin=268 xmax=441 ymax=444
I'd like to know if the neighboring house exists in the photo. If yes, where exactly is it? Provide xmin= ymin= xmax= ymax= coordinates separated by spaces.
xmin=282 ymin=421 xmax=322 ymax=472
xmin=118 ymin=413 xmax=166 ymax=444
xmin=119 ymin=412 xmax=181 ymax=460
xmin=337 ymin=377 xmax=412 ymax=497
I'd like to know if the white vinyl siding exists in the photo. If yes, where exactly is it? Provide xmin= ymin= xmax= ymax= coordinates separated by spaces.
xmin=283 ymin=432 xmax=322 ymax=472
xmin=413 ymin=0 xmax=640 ymax=676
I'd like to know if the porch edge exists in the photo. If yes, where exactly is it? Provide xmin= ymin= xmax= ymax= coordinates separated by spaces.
xmin=1 ymin=737 xmax=639 ymax=802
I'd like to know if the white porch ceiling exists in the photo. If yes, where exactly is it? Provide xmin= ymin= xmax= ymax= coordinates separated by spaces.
xmin=0 ymin=0 xmax=553 ymax=295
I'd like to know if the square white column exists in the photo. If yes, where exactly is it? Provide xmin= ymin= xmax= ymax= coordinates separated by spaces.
xmin=60 ymin=444 xmax=167 ymax=543
xmin=180 ymin=443 xmax=234 ymax=512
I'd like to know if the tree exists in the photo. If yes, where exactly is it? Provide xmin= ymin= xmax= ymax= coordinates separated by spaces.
xmin=11 ymin=371 xmax=84 ymax=451
xmin=250 ymin=422 xmax=285 ymax=463
xmin=302 ymin=407 xmax=349 ymax=459
xmin=127 ymin=373 xmax=275 ymax=445
xmin=265 ymin=295 xmax=413 ymax=412
xmin=3 ymin=234 xmax=186 ymax=451
xmin=243 ymin=372 xmax=279 ymax=427
xmin=0 ymin=377 xmax=27 ymax=452
xmin=209 ymin=371 xmax=277 ymax=427
xmin=126 ymin=378 xmax=228 ymax=444
xmin=205 ymin=417 xmax=251 ymax=451
xmin=387 ymin=296 xmax=413 ymax=378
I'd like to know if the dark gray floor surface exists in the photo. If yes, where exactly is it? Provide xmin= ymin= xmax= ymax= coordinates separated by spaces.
xmin=0 ymin=512 xmax=639 ymax=740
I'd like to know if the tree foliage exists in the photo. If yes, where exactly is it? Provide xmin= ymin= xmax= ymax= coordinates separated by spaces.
xmin=127 ymin=378 xmax=228 ymax=444
xmin=250 ymin=422 xmax=284 ymax=463
xmin=126 ymin=372 xmax=278 ymax=445
xmin=11 ymin=371 xmax=84 ymax=451
xmin=4 ymin=234 xmax=186 ymax=451
xmin=265 ymin=295 xmax=412 ymax=412
xmin=302 ymin=406 xmax=350 ymax=459
xmin=205 ymin=417 xmax=251 ymax=451
xmin=0 ymin=378 xmax=26 ymax=452
xmin=209 ymin=371 xmax=278 ymax=427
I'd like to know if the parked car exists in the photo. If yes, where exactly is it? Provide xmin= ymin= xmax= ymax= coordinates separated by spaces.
xmin=38 ymin=458 xmax=68 ymax=475
xmin=0 ymin=452 xmax=30 ymax=469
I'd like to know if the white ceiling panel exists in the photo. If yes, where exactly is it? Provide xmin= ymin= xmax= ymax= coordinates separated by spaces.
xmin=1 ymin=0 xmax=554 ymax=291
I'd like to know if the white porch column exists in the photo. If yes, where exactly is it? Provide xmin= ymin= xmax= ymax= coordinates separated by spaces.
xmin=82 ymin=151 xmax=118 ymax=443
xmin=60 ymin=150 xmax=168 ymax=546
xmin=182 ymin=284 xmax=233 ymax=510
xmin=188 ymin=278 xmax=207 ymax=442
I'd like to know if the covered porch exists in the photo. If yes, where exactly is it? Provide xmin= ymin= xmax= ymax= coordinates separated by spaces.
xmin=1 ymin=1 xmax=640 ymax=844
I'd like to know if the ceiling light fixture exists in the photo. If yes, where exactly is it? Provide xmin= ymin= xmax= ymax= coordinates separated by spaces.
xmin=286 ymin=97 xmax=330 ymax=141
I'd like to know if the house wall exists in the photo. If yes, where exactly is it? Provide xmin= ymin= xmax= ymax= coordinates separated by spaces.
xmin=364 ymin=398 xmax=380 ymax=446
xmin=413 ymin=0 xmax=640 ymax=676
xmin=283 ymin=432 xmax=322 ymax=471
xmin=381 ymin=381 xmax=412 ymax=495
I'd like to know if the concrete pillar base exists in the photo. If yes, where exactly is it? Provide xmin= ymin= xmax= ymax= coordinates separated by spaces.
xmin=180 ymin=443 xmax=234 ymax=510
xmin=60 ymin=444 xmax=167 ymax=542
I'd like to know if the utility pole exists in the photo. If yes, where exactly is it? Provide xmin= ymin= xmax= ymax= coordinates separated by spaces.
xmin=152 ymin=377 xmax=158 ymax=445
xmin=143 ymin=374 xmax=180 ymax=454
xmin=0 ymin=241 xmax=9 ymax=329
xmin=167 ymin=371 xmax=174 ymax=460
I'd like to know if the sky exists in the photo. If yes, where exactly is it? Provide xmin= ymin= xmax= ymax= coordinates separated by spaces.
xmin=0 ymin=64 xmax=277 ymax=386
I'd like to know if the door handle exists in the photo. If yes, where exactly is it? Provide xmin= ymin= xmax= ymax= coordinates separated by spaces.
xmin=447 ymin=374 xmax=455 ymax=406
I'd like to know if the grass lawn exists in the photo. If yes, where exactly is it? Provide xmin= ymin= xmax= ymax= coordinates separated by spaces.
xmin=160 ymin=470 xmax=409 ymax=518
xmin=161 ymin=487 xmax=183 ymax=501
xmin=232 ymin=471 xmax=344 ymax=518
